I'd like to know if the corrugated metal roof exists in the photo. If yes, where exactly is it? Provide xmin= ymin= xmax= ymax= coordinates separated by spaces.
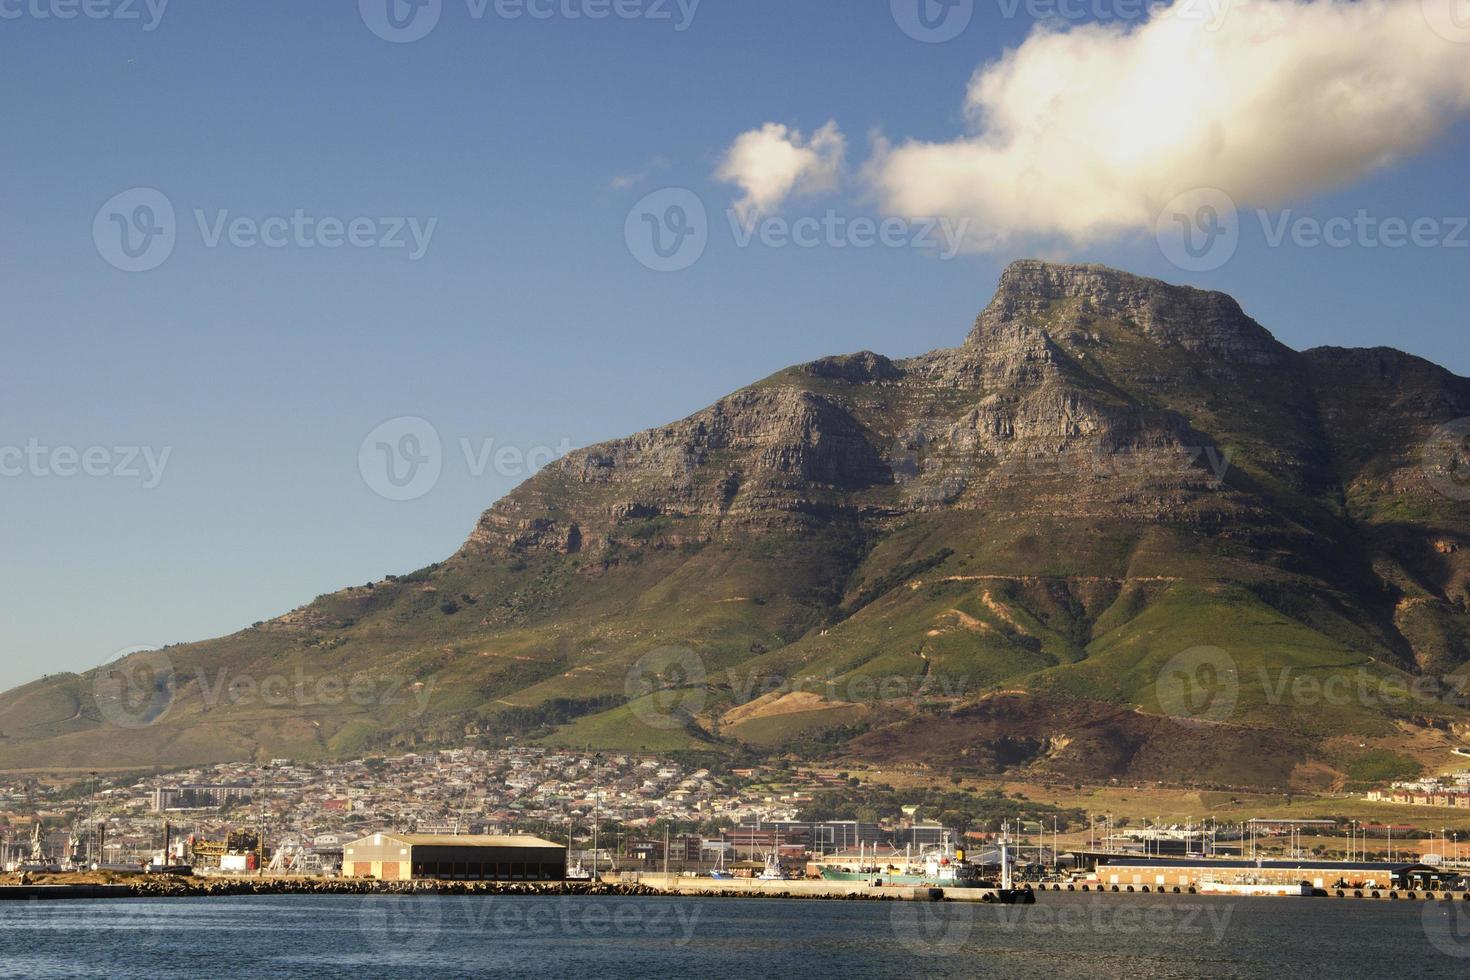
xmin=351 ymin=832 xmax=564 ymax=849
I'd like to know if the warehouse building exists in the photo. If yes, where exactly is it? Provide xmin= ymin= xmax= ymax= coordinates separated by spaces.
xmin=1093 ymin=857 xmax=1442 ymax=891
xmin=342 ymin=832 xmax=566 ymax=882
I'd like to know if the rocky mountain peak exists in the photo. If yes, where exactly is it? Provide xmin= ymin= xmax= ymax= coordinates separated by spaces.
xmin=968 ymin=259 xmax=1287 ymax=367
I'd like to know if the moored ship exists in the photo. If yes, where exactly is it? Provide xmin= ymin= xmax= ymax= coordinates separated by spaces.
xmin=820 ymin=835 xmax=1035 ymax=903
xmin=821 ymin=840 xmax=984 ymax=888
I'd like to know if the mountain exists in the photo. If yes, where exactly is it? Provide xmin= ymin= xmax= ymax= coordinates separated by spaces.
xmin=3 ymin=261 xmax=1468 ymax=791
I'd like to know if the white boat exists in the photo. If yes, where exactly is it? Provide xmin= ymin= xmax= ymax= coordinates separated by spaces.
xmin=1197 ymin=878 xmax=1312 ymax=897
xmin=756 ymin=851 xmax=790 ymax=880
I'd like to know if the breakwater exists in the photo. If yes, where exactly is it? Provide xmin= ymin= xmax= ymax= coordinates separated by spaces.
xmin=1036 ymin=881 xmax=1470 ymax=901
xmin=1 ymin=873 xmax=1023 ymax=903
xmin=0 ymin=876 xmax=663 ymax=901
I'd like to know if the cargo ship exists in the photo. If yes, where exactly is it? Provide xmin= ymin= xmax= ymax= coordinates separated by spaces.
xmin=820 ymin=836 xmax=1035 ymax=903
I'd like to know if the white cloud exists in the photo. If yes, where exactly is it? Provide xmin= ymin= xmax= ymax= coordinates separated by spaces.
xmin=609 ymin=157 xmax=670 ymax=191
xmin=865 ymin=0 xmax=1470 ymax=251
xmin=716 ymin=121 xmax=846 ymax=213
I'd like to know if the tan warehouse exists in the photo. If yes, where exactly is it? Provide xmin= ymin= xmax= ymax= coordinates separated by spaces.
xmin=1092 ymin=857 xmax=1440 ymax=891
xmin=342 ymin=832 xmax=567 ymax=882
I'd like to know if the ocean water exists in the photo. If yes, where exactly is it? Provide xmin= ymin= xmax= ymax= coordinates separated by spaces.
xmin=1 ymin=892 xmax=1467 ymax=978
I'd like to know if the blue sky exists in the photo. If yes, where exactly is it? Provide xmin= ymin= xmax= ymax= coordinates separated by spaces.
xmin=2 ymin=0 xmax=1467 ymax=689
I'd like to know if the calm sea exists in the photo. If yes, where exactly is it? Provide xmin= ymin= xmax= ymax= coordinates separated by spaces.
xmin=1 ymin=892 xmax=1467 ymax=978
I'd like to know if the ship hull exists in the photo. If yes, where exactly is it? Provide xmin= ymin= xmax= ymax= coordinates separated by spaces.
xmin=818 ymin=868 xmax=987 ymax=888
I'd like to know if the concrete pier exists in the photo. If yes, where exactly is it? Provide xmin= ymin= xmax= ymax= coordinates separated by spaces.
xmin=623 ymin=873 xmax=1022 ymax=902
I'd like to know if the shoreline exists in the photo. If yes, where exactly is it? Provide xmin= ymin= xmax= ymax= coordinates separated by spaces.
xmin=5 ymin=873 xmax=1466 ymax=904
xmin=0 ymin=872 xmax=1032 ymax=903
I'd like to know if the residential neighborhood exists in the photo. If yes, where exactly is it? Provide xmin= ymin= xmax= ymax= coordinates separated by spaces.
xmin=0 ymin=748 xmax=898 ymax=872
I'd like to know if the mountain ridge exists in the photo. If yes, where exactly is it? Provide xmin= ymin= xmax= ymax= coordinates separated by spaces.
xmin=2 ymin=260 xmax=1467 ymax=788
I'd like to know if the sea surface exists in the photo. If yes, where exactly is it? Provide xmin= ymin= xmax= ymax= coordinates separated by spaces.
xmin=2 ymin=891 xmax=1468 ymax=978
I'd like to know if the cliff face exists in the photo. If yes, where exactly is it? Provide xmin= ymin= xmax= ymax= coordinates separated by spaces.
xmin=969 ymin=259 xmax=1286 ymax=364
xmin=2 ymin=261 xmax=1467 ymax=786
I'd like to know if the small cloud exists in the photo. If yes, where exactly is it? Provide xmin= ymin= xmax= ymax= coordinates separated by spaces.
xmin=608 ymin=157 xmax=670 ymax=192
xmin=716 ymin=121 xmax=846 ymax=214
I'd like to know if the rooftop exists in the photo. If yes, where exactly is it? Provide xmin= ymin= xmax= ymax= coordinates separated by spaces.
xmin=352 ymin=832 xmax=564 ymax=849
